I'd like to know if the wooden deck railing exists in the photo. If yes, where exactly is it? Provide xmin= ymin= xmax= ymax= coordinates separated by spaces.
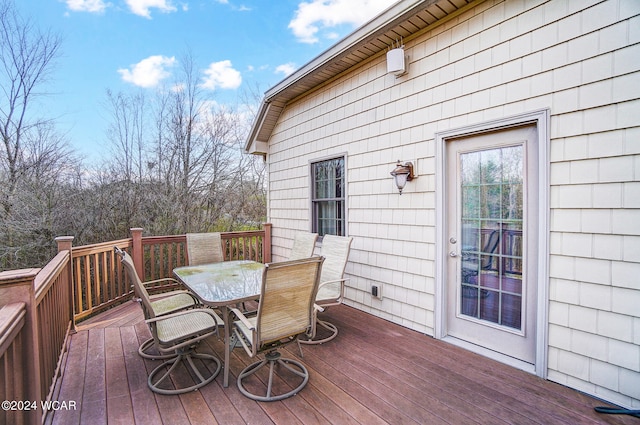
xmin=0 ymin=236 xmax=74 ymax=425
xmin=72 ymin=225 xmax=272 ymax=321
xmin=0 ymin=302 xmax=28 ymax=425
xmin=34 ymin=248 xmax=74 ymax=410
xmin=0 ymin=224 xmax=271 ymax=425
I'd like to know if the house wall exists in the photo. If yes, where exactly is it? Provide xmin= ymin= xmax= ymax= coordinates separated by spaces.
xmin=265 ymin=0 xmax=639 ymax=408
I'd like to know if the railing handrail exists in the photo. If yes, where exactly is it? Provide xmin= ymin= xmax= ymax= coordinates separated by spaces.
xmin=139 ymin=230 xmax=267 ymax=244
xmin=34 ymin=250 xmax=69 ymax=303
xmin=0 ymin=302 xmax=26 ymax=356
xmin=71 ymin=238 xmax=132 ymax=255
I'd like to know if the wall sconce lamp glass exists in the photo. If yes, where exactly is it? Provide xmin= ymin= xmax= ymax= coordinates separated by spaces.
xmin=390 ymin=161 xmax=416 ymax=194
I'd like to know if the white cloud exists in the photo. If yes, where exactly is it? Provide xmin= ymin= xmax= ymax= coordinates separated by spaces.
xmin=289 ymin=0 xmax=397 ymax=43
xmin=65 ymin=0 xmax=109 ymax=13
xmin=125 ymin=0 xmax=177 ymax=18
xmin=275 ymin=63 xmax=296 ymax=76
xmin=200 ymin=60 xmax=242 ymax=90
xmin=118 ymin=55 xmax=176 ymax=88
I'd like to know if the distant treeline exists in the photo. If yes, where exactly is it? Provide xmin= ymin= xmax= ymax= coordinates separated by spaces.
xmin=0 ymin=0 xmax=266 ymax=270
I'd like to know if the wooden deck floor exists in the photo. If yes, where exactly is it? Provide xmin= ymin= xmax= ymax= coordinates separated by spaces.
xmin=47 ymin=301 xmax=635 ymax=425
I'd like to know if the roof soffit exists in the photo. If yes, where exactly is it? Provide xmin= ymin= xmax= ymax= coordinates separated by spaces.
xmin=246 ymin=0 xmax=477 ymax=153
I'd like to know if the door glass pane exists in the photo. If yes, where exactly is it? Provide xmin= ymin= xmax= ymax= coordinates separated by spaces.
xmin=462 ymin=186 xmax=480 ymax=217
xmin=459 ymin=146 xmax=524 ymax=330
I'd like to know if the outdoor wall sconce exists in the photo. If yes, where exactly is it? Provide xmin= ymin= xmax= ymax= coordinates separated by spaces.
xmin=390 ymin=160 xmax=416 ymax=194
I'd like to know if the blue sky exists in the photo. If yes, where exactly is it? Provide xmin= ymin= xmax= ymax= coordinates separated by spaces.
xmin=16 ymin=0 xmax=398 ymax=163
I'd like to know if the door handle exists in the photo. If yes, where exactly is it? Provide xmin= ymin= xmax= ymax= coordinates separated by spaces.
xmin=449 ymin=251 xmax=458 ymax=257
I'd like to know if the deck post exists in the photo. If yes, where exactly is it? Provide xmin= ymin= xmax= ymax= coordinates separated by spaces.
xmin=130 ymin=228 xmax=144 ymax=279
xmin=55 ymin=236 xmax=74 ymax=253
xmin=56 ymin=236 xmax=75 ymax=332
xmin=262 ymin=223 xmax=272 ymax=263
xmin=0 ymin=269 xmax=43 ymax=425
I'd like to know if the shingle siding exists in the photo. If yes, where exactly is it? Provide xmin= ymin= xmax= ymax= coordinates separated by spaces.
xmin=265 ymin=0 xmax=639 ymax=408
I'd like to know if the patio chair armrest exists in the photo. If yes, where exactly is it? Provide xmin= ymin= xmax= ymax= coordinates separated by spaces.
xmin=317 ymin=278 xmax=350 ymax=305
xmin=145 ymin=308 xmax=221 ymax=326
xmin=148 ymin=290 xmax=199 ymax=304
xmin=229 ymin=307 xmax=255 ymax=330
xmin=143 ymin=277 xmax=180 ymax=287
xmin=318 ymin=277 xmax=350 ymax=289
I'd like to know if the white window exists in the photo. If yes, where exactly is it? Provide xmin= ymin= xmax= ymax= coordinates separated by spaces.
xmin=311 ymin=157 xmax=345 ymax=236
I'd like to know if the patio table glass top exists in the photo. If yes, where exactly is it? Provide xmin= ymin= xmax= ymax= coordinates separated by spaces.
xmin=173 ymin=260 xmax=265 ymax=305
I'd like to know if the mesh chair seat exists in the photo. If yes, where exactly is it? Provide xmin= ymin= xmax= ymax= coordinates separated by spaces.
xmin=136 ymin=292 xmax=201 ymax=359
xmin=156 ymin=309 xmax=219 ymax=343
xmin=146 ymin=308 xmax=222 ymax=395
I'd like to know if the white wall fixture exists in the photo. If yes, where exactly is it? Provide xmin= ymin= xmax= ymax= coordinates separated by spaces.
xmin=386 ymin=39 xmax=406 ymax=77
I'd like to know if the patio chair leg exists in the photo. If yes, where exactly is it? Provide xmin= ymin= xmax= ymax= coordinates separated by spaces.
xmin=138 ymin=337 xmax=177 ymax=360
xmin=299 ymin=319 xmax=338 ymax=345
xmin=237 ymin=350 xmax=309 ymax=402
xmin=148 ymin=348 xmax=221 ymax=395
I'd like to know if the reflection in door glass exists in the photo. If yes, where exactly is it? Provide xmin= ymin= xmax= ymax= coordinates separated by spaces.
xmin=460 ymin=146 xmax=524 ymax=330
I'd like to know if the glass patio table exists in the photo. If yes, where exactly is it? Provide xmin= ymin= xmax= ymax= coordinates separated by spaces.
xmin=173 ymin=260 xmax=265 ymax=387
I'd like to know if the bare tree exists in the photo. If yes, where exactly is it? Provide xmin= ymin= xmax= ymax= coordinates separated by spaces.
xmin=102 ymin=89 xmax=149 ymax=232
xmin=1 ymin=122 xmax=79 ymax=266
xmin=151 ymin=51 xmax=235 ymax=233
xmin=0 ymin=0 xmax=69 ymax=269
xmin=230 ymin=84 xmax=267 ymax=228
xmin=98 ymin=51 xmax=267 ymax=240
xmin=0 ymin=0 xmax=62 ymax=219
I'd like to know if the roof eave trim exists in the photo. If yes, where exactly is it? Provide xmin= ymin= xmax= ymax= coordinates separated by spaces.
xmin=244 ymin=0 xmax=435 ymax=154
xmin=245 ymin=101 xmax=270 ymax=154
xmin=264 ymin=0 xmax=428 ymax=101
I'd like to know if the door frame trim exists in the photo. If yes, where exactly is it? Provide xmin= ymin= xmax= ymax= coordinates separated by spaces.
xmin=434 ymin=109 xmax=550 ymax=378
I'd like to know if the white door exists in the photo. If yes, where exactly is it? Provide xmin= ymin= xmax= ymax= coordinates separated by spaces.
xmin=445 ymin=124 xmax=539 ymax=364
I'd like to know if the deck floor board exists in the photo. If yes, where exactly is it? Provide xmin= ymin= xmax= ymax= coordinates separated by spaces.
xmin=47 ymin=301 xmax=637 ymax=425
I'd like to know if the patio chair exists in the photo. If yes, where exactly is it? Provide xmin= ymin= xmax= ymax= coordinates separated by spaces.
xmin=116 ymin=247 xmax=222 ymax=395
xmin=461 ymin=229 xmax=500 ymax=282
xmin=187 ymin=232 xmax=224 ymax=265
xmin=288 ymin=232 xmax=318 ymax=260
xmin=229 ymin=256 xmax=324 ymax=401
xmin=300 ymin=234 xmax=353 ymax=345
xmin=114 ymin=247 xmax=200 ymax=359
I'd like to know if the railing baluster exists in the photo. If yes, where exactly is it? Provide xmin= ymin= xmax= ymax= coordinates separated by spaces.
xmin=70 ymin=227 xmax=271 ymax=320
xmin=74 ymin=259 xmax=82 ymax=322
xmin=84 ymin=256 xmax=92 ymax=314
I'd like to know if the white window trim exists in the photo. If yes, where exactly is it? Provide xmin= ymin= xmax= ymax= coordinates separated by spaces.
xmin=434 ymin=109 xmax=550 ymax=378
xmin=308 ymin=153 xmax=349 ymax=237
